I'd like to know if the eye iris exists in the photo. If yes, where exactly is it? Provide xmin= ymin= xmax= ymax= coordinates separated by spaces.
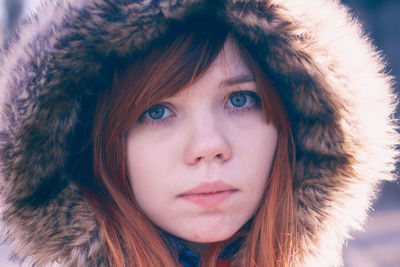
xmin=230 ymin=93 xmax=246 ymax=107
xmin=148 ymin=105 xmax=165 ymax=119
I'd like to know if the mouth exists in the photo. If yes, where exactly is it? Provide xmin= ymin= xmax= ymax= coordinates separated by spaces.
xmin=178 ymin=181 xmax=239 ymax=206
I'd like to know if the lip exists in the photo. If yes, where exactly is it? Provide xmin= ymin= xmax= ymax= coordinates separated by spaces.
xmin=179 ymin=181 xmax=238 ymax=206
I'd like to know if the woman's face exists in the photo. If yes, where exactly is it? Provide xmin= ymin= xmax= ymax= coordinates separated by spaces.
xmin=126 ymin=38 xmax=277 ymax=244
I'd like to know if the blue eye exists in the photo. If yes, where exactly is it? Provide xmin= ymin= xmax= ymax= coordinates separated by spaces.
xmin=230 ymin=92 xmax=247 ymax=107
xmin=139 ymin=104 xmax=174 ymax=125
xmin=228 ymin=91 xmax=260 ymax=111
xmin=147 ymin=105 xmax=166 ymax=120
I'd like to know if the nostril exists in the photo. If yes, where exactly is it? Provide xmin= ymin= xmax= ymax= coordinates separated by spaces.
xmin=185 ymin=139 xmax=232 ymax=165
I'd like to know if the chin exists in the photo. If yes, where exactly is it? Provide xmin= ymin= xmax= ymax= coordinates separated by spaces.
xmin=183 ymin=229 xmax=237 ymax=243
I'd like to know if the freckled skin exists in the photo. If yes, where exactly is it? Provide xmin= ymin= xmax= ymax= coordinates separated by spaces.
xmin=126 ymin=38 xmax=277 ymax=246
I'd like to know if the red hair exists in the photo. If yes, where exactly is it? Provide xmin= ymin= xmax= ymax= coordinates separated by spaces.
xmin=79 ymin=16 xmax=298 ymax=267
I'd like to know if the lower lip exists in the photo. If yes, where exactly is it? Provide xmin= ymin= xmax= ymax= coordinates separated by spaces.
xmin=180 ymin=190 xmax=237 ymax=206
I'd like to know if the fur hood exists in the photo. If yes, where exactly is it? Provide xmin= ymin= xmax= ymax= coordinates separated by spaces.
xmin=0 ymin=0 xmax=398 ymax=266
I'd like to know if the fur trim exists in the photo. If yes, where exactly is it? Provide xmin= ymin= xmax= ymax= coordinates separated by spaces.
xmin=0 ymin=0 xmax=398 ymax=266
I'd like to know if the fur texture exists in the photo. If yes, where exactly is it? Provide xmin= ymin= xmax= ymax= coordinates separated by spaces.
xmin=0 ymin=0 xmax=398 ymax=266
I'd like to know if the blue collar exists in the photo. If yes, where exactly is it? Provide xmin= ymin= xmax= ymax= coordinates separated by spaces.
xmin=164 ymin=234 xmax=242 ymax=267
xmin=165 ymin=234 xmax=200 ymax=267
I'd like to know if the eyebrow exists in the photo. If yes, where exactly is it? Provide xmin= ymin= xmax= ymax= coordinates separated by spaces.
xmin=219 ymin=74 xmax=255 ymax=88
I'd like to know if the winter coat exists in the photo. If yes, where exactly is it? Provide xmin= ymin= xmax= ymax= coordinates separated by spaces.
xmin=0 ymin=0 xmax=398 ymax=266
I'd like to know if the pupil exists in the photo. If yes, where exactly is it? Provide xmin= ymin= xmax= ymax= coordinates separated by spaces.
xmin=231 ymin=94 xmax=246 ymax=107
xmin=148 ymin=106 xmax=164 ymax=119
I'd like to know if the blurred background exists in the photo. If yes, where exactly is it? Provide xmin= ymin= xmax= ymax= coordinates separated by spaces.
xmin=0 ymin=0 xmax=399 ymax=266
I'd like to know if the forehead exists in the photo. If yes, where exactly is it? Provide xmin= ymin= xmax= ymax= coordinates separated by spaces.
xmin=210 ymin=37 xmax=252 ymax=76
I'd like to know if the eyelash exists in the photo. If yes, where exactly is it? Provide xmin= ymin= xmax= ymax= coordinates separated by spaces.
xmin=138 ymin=90 xmax=261 ymax=126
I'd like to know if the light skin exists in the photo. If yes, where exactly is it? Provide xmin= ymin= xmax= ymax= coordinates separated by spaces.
xmin=126 ymin=38 xmax=277 ymax=251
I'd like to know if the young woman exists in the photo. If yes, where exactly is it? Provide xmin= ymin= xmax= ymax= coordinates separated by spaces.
xmin=0 ymin=1 xmax=398 ymax=267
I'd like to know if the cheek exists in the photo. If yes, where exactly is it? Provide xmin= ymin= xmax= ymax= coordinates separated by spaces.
xmin=125 ymin=131 xmax=178 ymax=208
xmin=125 ymin=125 xmax=193 ymax=224
xmin=230 ymin=120 xmax=278 ymax=198
xmin=229 ymin=115 xmax=277 ymax=172
xmin=250 ymin=124 xmax=277 ymax=176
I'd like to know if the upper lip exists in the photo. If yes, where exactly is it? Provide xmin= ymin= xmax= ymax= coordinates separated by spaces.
xmin=179 ymin=181 xmax=238 ymax=196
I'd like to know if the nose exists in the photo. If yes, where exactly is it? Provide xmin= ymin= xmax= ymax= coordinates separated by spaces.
xmin=184 ymin=116 xmax=232 ymax=165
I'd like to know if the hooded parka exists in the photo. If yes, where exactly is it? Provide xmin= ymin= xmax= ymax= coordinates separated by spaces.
xmin=0 ymin=0 xmax=398 ymax=266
